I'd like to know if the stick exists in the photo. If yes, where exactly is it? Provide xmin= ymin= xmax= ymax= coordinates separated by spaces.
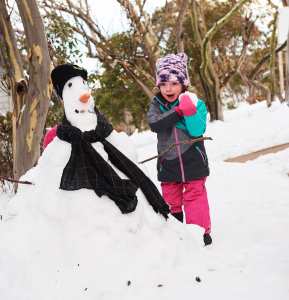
xmin=138 ymin=136 xmax=213 ymax=164
xmin=0 ymin=176 xmax=34 ymax=185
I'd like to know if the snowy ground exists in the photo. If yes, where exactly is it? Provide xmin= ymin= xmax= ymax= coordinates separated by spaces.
xmin=1 ymin=101 xmax=289 ymax=299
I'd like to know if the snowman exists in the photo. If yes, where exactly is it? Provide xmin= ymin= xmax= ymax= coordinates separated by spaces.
xmin=45 ymin=64 xmax=169 ymax=218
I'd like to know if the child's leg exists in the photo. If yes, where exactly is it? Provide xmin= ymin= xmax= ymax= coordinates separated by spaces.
xmin=161 ymin=182 xmax=183 ymax=216
xmin=183 ymin=178 xmax=211 ymax=233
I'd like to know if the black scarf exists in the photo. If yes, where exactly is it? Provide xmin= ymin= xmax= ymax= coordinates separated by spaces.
xmin=57 ymin=111 xmax=169 ymax=218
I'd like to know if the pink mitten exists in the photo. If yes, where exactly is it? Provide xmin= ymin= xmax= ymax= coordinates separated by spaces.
xmin=176 ymin=92 xmax=197 ymax=116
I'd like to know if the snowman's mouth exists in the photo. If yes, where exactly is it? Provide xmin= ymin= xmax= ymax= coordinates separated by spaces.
xmin=74 ymin=108 xmax=95 ymax=114
xmin=74 ymin=109 xmax=85 ymax=114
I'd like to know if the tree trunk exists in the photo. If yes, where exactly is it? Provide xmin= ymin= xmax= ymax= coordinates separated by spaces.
xmin=268 ymin=11 xmax=278 ymax=106
xmin=190 ymin=0 xmax=249 ymax=121
xmin=278 ymin=50 xmax=285 ymax=101
xmin=190 ymin=1 xmax=221 ymax=121
xmin=285 ymin=0 xmax=289 ymax=102
xmin=286 ymin=28 xmax=289 ymax=102
xmin=0 ymin=0 xmax=52 ymax=180
xmin=175 ymin=0 xmax=189 ymax=53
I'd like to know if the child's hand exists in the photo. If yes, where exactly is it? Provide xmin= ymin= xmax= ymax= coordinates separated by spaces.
xmin=175 ymin=92 xmax=198 ymax=116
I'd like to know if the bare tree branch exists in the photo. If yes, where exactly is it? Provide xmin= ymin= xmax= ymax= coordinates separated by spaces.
xmin=139 ymin=136 xmax=213 ymax=164
xmin=249 ymin=41 xmax=287 ymax=80
xmin=0 ymin=176 xmax=33 ymax=185
xmin=221 ymin=14 xmax=256 ymax=88
xmin=175 ymin=0 xmax=189 ymax=52
xmin=201 ymin=0 xmax=250 ymax=79
xmin=42 ymin=0 xmax=156 ymax=98
xmin=116 ymin=0 xmax=160 ymax=70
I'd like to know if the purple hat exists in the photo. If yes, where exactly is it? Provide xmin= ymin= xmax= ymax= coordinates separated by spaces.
xmin=155 ymin=53 xmax=190 ymax=86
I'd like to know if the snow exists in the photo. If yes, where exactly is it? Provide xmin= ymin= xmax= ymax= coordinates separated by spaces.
xmin=1 ymin=100 xmax=289 ymax=299
xmin=278 ymin=7 xmax=289 ymax=45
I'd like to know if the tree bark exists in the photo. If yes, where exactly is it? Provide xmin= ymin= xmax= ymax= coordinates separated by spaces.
xmin=278 ymin=50 xmax=285 ymax=101
xmin=175 ymin=0 xmax=189 ymax=52
xmin=268 ymin=11 xmax=278 ymax=106
xmin=0 ymin=0 xmax=52 ymax=180
xmin=286 ymin=26 xmax=289 ymax=101
xmin=189 ymin=0 xmax=250 ymax=121
xmin=190 ymin=1 xmax=218 ymax=120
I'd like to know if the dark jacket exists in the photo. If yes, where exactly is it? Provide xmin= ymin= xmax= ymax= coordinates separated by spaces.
xmin=147 ymin=94 xmax=210 ymax=182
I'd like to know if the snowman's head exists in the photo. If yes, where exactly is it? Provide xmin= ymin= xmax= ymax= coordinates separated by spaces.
xmin=62 ymin=76 xmax=95 ymax=124
xmin=51 ymin=64 xmax=88 ymax=99
xmin=51 ymin=64 xmax=97 ymax=130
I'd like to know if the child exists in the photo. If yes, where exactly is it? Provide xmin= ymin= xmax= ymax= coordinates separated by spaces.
xmin=147 ymin=53 xmax=212 ymax=246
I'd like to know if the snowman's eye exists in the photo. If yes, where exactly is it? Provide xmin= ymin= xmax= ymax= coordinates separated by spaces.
xmin=68 ymin=82 xmax=72 ymax=87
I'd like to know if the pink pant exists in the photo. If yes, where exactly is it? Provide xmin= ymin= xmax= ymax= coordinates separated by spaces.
xmin=161 ymin=178 xmax=211 ymax=233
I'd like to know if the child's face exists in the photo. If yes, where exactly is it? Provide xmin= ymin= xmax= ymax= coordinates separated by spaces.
xmin=159 ymin=81 xmax=182 ymax=102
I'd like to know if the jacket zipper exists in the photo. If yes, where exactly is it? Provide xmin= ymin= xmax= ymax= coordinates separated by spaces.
xmin=174 ymin=127 xmax=185 ymax=182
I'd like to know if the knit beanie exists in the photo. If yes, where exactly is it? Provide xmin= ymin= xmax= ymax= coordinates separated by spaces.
xmin=51 ymin=64 xmax=88 ymax=99
xmin=155 ymin=53 xmax=190 ymax=87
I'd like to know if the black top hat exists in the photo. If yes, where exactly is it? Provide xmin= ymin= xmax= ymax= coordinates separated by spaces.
xmin=51 ymin=64 xmax=88 ymax=99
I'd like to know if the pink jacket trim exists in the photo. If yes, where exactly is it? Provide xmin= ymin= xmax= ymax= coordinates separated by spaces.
xmin=43 ymin=126 xmax=58 ymax=149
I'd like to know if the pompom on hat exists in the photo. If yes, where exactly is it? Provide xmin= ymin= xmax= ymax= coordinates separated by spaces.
xmin=51 ymin=64 xmax=88 ymax=99
xmin=155 ymin=53 xmax=190 ymax=87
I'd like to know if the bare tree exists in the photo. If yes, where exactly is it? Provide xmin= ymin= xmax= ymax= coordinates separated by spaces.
xmin=286 ymin=27 xmax=289 ymax=102
xmin=175 ymin=0 xmax=189 ymax=52
xmin=0 ymin=0 xmax=52 ymax=180
xmin=220 ymin=13 xmax=257 ymax=90
xmin=42 ymin=0 xmax=255 ymax=122
xmin=42 ymin=0 xmax=162 ymax=99
xmin=242 ymin=0 xmax=287 ymax=105
xmin=190 ymin=0 xmax=250 ymax=121
xmin=281 ymin=0 xmax=289 ymax=101
xmin=268 ymin=10 xmax=278 ymax=106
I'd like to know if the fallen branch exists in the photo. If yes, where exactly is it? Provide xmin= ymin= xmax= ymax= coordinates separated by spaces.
xmin=0 ymin=176 xmax=34 ymax=185
xmin=139 ymin=136 xmax=213 ymax=164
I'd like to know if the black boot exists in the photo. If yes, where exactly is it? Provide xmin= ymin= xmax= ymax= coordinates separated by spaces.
xmin=172 ymin=212 xmax=183 ymax=223
xmin=203 ymin=233 xmax=212 ymax=246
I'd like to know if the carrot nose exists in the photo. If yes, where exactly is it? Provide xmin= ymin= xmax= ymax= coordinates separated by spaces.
xmin=79 ymin=91 xmax=91 ymax=103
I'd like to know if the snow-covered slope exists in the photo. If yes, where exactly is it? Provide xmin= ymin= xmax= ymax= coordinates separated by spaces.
xmin=0 ymin=133 xmax=204 ymax=300
xmin=1 ymin=101 xmax=289 ymax=299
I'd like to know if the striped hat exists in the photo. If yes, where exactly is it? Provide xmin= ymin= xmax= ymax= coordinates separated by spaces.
xmin=155 ymin=53 xmax=190 ymax=86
